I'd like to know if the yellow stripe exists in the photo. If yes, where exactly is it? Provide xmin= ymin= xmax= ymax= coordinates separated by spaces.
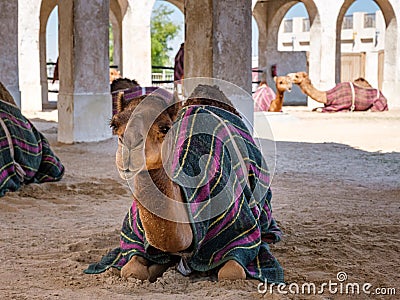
xmin=174 ymin=107 xmax=202 ymax=179
xmin=121 ymin=231 xmax=143 ymax=244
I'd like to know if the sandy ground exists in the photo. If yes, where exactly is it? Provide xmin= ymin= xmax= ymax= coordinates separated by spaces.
xmin=1 ymin=107 xmax=399 ymax=299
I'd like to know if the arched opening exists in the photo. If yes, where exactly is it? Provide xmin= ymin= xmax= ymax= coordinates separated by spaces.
xmin=252 ymin=16 xmax=260 ymax=92
xmin=39 ymin=0 xmax=58 ymax=110
xmin=336 ymin=0 xmax=399 ymax=107
xmin=150 ymin=0 xmax=184 ymax=90
xmin=110 ymin=0 xmax=123 ymax=79
xmin=254 ymin=0 xmax=315 ymax=105
xmin=337 ymin=0 xmax=384 ymax=89
xmin=278 ymin=2 xmax=309 ymax=52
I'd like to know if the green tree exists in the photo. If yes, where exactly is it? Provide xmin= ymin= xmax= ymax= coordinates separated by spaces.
xmin=151 ymin=4 xmax=181 ymax=67
xmin=109 ymin=24 xmax=114 ymax=65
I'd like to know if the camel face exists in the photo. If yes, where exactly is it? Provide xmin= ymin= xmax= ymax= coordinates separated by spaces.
xmin=287 ymin=72 xmax=308 ymax=85
xmin=110 ymin=95 xmax=175 ymax=177
xmin=275 ymin=76 xmax=292 ymax=93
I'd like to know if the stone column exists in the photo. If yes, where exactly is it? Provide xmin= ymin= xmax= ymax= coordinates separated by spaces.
xmin=0 ymin=1 xmax=20 ymax=107
xmin=58 ymin=0 xmax=111 ymax=143
xmin=18 ymin=1 xmax=43 ymax=112
xmin=185 ymin=0 xmax=253 ymax=125
xmin=122 ymin=0 xmax=154 ymax=86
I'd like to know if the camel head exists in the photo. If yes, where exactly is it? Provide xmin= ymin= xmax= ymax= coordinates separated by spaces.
xmin=274 ymin=76 xmax=292 ymax=93
xmin=111 ymin=77 xmax=140 ymax=93
xmin=287 ymin=72 xmax=309 ymax=85
xmin=110 ymin=93 xmax=180 ymax=178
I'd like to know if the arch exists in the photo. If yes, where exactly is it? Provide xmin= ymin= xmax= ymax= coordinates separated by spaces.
xmin=110 ymin=0 xmax=124 ymax=72
xmin=39 ymin=0 xmax=57 ymax=108
xmin=253 ymin=0 xmax=319 ymax=104
xmin=336 ymin=0 xmax=398 ymax=106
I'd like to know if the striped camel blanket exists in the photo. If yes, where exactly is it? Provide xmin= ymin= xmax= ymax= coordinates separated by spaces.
xmin=322 ymin=82 xmax=388 ymax=112
xmin=85 ymin=105 xmax=283 ymax=283
xmin=0 ymin=100 xmax=64 ymax=197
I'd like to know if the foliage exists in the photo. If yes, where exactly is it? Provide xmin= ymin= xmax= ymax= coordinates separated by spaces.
xmin=109 ymin=24 xmax=114 ymax=65
xmin=151 ymin=4 xmax=181 ymax=67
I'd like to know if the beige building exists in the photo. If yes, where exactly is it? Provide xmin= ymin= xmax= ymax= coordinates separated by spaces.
xmin=0 ymin=0 xmax=399 ymax=143
xmin=277 ymin=10 xmax=386 ymax=91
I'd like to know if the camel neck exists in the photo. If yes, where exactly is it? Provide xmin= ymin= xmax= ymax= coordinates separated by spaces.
xmin=299 ymin=79 xmax=327 ymax=103
xmin=133 ymin=168 xmax=193 ymax=253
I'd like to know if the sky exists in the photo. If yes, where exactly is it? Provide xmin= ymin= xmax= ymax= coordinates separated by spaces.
xmin=46 ymin=0 xmax=381 ymax=64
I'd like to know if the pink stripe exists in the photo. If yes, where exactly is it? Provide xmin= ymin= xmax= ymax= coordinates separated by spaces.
xmin=213 ymin=229 xmax=261 ymax=262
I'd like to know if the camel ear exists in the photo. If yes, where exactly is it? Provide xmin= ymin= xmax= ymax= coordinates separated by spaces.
xmin=116 ymin=91 xmax=125 ymax=113
xmin=273 ymin=76 xmax=277 ymax=83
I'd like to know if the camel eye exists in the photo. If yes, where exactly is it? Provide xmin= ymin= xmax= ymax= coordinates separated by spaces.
xmin=159 ymin=125 xmax=170 ymax=134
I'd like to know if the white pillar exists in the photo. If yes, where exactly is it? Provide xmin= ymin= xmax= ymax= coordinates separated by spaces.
xmin=0 ymin=1 xmax=20 ymax=107
xmin=308 ymin=2 xmax=340 ymax=109
xmin=122 ymin=0 xmax=154 ymax=86
xmin=18 ymin=1 xmax=42 ymax=112
xmin=58 ymin=0 xmax=112 ymax=143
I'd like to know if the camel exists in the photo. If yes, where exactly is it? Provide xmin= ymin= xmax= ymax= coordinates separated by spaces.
xmin=109 ymin=68 xmax=121 ymax=83
xmin=109 ymin=85 xmax=246 ymax=281
xmin=0 ymin=81 xmax=17 ymax=106
xmin=268 ymin=76 xmax=292 ymax=112
xmin=0 ymin=85 xmax=64 ymax=197
xmin=287 ymin=72 xmax=388 ymax=112
xmin=90 ymin=84 xmax=283 ymax=283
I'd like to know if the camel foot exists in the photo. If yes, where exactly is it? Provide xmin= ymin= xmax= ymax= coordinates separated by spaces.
xmin=121 ymin=256 xmax=150 ymax=280
xmin=218 ymin=260 xmax=246 ymax=281
xmin=148 ymin=263 xmax=170 ymax=283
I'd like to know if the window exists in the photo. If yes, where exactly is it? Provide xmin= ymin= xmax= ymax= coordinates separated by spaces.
xmin=342 ymin=15 xmax=353 ymax=29
xmin=364 ymin=13 xmax=375 ymax=28
xmin=302 ymin=18 xmax=310 ymax=32
xmin=284 ymin=19 xmax=293 ymax=33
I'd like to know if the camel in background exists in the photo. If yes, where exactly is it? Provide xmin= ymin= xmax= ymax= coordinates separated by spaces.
xmin=288 ymin=72 xmax=388 ymax=112
xmin=268 ymin=76 xmax=292 ymax=112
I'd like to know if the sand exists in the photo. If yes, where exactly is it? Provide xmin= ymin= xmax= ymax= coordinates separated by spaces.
xmin=1 ymin=107 xmax=399 ymax=299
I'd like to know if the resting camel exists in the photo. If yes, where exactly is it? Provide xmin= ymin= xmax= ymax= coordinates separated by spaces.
xmin=85 ymin=84 xmax=283 ymax=283
xmin=0 ymin=81 xmax=64 ymax=196
xmin=288 ymin=72 xmax=388 ymax=112
xmin=268 ymin=76 xmax=292 ymax=112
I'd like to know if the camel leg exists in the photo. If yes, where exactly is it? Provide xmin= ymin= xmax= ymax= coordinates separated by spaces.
xmin=217 ymin=260 xmax=246 ymax=281
xmin=121 ymin=256 xmax=150 ymax=280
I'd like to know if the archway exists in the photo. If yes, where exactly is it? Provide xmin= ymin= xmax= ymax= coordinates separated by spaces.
xmin=336 ymin=0 xmax=398 ymax=105
xmin=39 ymin=0 xmax=57 ymax=110
xmin=253 ymin=0 xmax=320 ymax=105
xmin=150 ymin=0 xmax=184 ymax=90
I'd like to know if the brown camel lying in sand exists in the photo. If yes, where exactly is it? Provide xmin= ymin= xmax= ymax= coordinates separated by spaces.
xmin=110 ymin=86 xmax=246 ymax=281
xmin=101 ymin=84 xmax=283 ymax=283
xmin=268 ymin=76 xmax=292 ymax=112
xmin=288 ymin=72 xmax=388 ymax=112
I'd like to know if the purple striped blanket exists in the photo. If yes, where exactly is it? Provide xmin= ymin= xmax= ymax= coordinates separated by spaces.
xmin=323 ymin=82 xmax=388 ymax=112
xmin=0 ymin=100 xmax=64 ymax=196
xmin=85 ymin=105 xmax=283 ymax=283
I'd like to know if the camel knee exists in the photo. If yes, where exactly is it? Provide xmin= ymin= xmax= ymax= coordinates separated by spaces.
xmin=121 ymin=256 xmax=150 ymax=280
xmin=218 ymin=260 xmax=246 ymax=281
